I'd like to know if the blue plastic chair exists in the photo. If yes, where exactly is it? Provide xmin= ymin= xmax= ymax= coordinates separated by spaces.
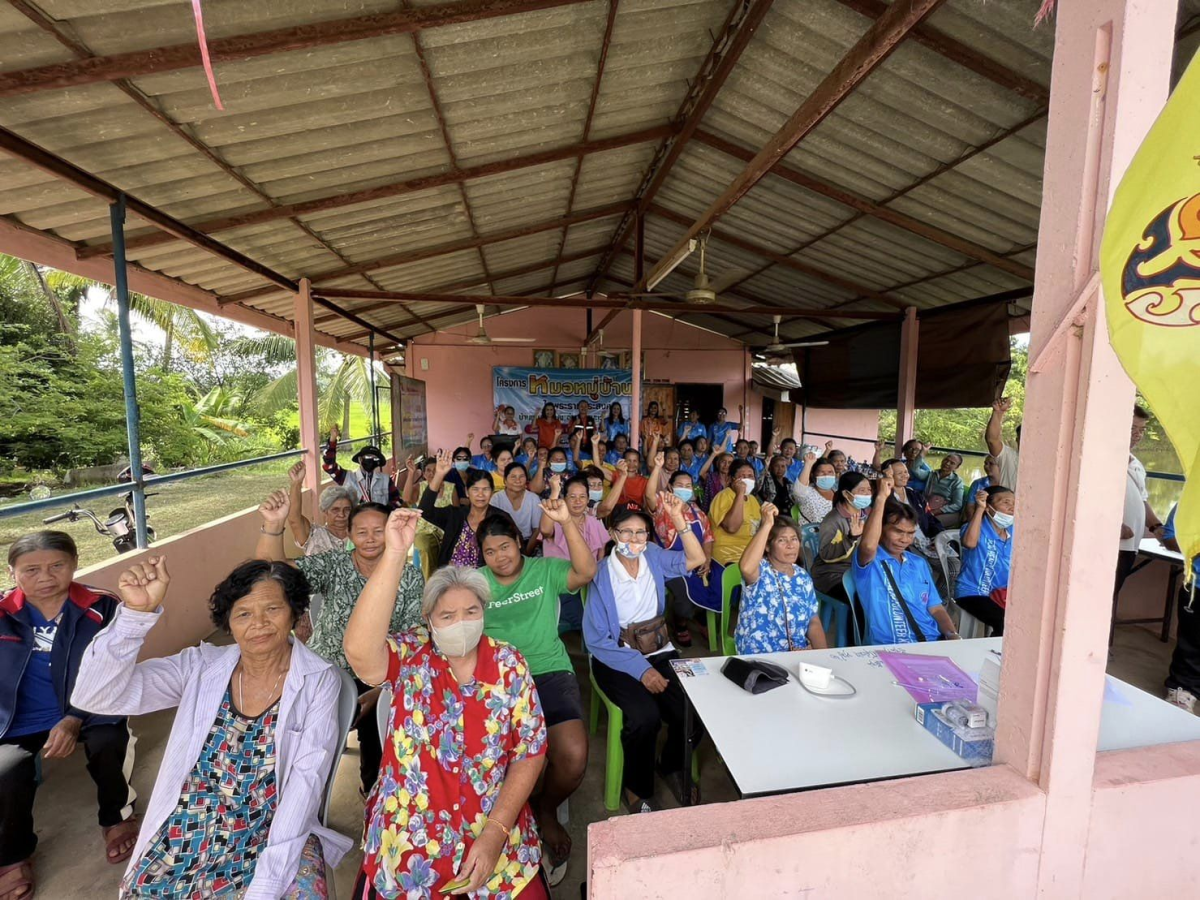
xmin=799 ymin=523 xmax=854 ymax=648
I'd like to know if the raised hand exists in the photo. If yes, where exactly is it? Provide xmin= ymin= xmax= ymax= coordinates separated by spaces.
xmin=876 ymin=474 xmax=894 ymax=498
xmin=259 ymin=489 xmax=290 ymax=529
xmin=540 ymin=497 xmax=571 ymax=524
xmin=975 ymin=489 xmax=989 ymax=510
xmin=536 ymin=447 xmax=549 ymax=463
xmin=994 ymin=397 xmax=1013 ymax=415
xmin=653 ymin=450 xmax=665 ymax=469
xmin=384 ymin=508 xmax=422 ymax=556
xmin=772 ymin=427 xmax=782 ymax=439
xmin=849 ymin=514 xmax=865 ymax=537
xmin=434 ymin=449 xmax=453 ymax=477
xmin=824 ymin=440 xmax=834 ymax=455
xmin=288 ymin=460 xmax=306 ymax=486
xmin=875 ymin=439 xmax=886 ymax=451
xmin=404 ymin=454 xmax=417 ymax=473
xmin=329 ymin=423 xmax=340 ymax=442
xmin=117 ymin=556 xmax=170 ymax=612
xmin=804 ymin=450 xmax=817 ymax=464
xmin=552 ymin=426 xmax=563 ymax=443
xmin=466 ymin=432 xmax=474 ymax=446
xmin=661 ymin=490 xmax=687 ymax=524
xmin=760 ymin=502 xmax=779 ymax=526
xmin=614 ymin=458 xmax=629 ymax=476
xmin=548 ymin=473 xmax=562 ymax=498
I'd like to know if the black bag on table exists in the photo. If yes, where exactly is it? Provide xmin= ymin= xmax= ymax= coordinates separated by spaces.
xmin=721 ymin=657 xmax=790 ymax=695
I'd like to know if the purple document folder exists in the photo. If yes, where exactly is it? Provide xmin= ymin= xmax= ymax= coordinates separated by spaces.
xmin=876 ymin=651 xmax=979 ymax=704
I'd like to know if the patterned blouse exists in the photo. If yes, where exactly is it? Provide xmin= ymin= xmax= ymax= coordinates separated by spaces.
xmin=449 ymin=522 xmax=481 ymax=567
xmin=361 ymin=630 xmax=547 ymax=899
xmin=734 ymin=558 xmax=821 ymax=653
xmin=296 ymin=550 xmax=424 ymax=671
xmin=122 ymin=689 xmax=280 ymax=898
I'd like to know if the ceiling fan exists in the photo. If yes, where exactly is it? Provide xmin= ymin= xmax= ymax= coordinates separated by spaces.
xmin=753 ymin=315 xmax=829 ymax=362
xmin=468 ymin=304 xmax=535 ymax=344
xmin=633 ymin=233 xmax=756 ymax=305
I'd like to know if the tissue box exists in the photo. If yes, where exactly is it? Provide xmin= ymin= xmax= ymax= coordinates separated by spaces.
xmin=914 ymin=703 xmax=994 ymax=765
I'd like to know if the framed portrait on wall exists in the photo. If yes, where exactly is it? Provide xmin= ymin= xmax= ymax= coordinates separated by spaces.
xmin=532 ymin=348 xmax=556 ymax=369
xmin=558 ymin=351 xmax=581 ymax=369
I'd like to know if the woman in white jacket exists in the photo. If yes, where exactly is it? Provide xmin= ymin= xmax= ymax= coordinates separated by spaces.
xmin=72 ymin=556 xmax=352 ymax=899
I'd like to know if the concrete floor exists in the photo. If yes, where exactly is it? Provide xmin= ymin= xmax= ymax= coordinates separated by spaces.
xmin=25 ymin=624 xmax=1178 ymax=899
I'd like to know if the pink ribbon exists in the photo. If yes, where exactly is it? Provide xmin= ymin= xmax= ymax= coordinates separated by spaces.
xmin=191 ymin=0 xmax=225 ymax=110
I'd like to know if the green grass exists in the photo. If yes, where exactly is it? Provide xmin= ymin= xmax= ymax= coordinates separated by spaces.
xmin=0 ymin=446 xmax=377 ymax=589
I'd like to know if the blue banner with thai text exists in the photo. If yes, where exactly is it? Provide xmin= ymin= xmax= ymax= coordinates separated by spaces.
xmin=492 ymin=367 xmax=632 ymax=429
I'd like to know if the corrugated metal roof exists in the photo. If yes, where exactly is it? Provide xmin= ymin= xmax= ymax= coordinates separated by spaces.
xmin=0 ymin=0 xmax=1191 ymax=351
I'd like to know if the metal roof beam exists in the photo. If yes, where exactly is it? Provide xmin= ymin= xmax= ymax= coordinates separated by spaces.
xmin=643 ymin=0 xmax=949 ymax=290
xmin=77 ymin=125 xmax=668 ymax=260
xmin=548 ymin=0 xmax=620 ymax=291
xmin=832 ymin=0 xmax=1050 ymax=103
xmin=219 ymin=201 xmax=631 ymax=306
xmin=314 ymin=287 xmax=902 ymax=320
xmin=693 ymin=129 xmax=1034 ymax=281
xmin=0 ymin=0 xmax=596 ymax=98
xmin=587 ymin=0 xmax=777 ymax=292
xmin=646 ymin=203 xmax=908 ymax=311
xmin=317 ymin=244 xmax=609 ymax=332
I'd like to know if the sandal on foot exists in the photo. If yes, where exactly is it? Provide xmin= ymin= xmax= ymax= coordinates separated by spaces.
xmin=674 ymin=626 xmax=693 ymax=647
xmin=0 ymin=860 xmax=34 ymax=900
xmin=103 ymin=817 xmax=140 ymax=865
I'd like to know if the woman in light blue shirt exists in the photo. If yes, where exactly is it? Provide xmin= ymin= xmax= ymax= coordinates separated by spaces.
xmin=955 ymin=485 xmax=1014 ymax=635
xmin=735 ymin=503 xmax=826 ymax=653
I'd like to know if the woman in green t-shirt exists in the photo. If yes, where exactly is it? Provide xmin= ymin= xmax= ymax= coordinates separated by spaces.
xmin=477 ymin=500 xmax=595 ymax=888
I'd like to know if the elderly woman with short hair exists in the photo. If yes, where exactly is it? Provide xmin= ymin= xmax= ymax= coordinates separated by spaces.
xmin=924 ymin=452 xmax=967 ymax=526
xmin=72 ymin=556 xmax=352 ymax=899
xmin=344 ymin=509 xmax=549 ymax=899
xmin=286 ymin=460 xmax=354 ymax=557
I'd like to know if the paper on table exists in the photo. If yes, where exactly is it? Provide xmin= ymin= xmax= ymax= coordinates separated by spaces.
xmin=1104 ymin=676 xmax=1132 ymax=707
xmin=877 ymin=651 xmax=978 ymax=704
xmin=671 ymin=658 xmax=708 ymax=678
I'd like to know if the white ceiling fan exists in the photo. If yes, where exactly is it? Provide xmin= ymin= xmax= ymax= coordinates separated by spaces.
xmin=753 ymin=315 xmax=829 ymax=361
xmin=468 ymin=304 xmax=535 ymax=344
xmin=634 ymin=233 xmax=756 ymax=305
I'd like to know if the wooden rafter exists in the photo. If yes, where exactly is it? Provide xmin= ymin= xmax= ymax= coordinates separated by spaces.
xmin=219 ymin=201 xmax=631 ymax=306
xmin=832 ymin=0 xmax=1050 ymax=103
xmin=0 ymin=0 xmax=596 ymax=98
xmin=643 ymin=0 xmax=950 ymax=290
xmin=77 ymin=125 xmax=669 ymax=260
xmin=6 ymin=0 xmax=440 ymax=334
xmin=319 ymin=244 xmax=610 ymax=334
xmin=586 ymin=0 xmax=777 ymax=293
xmin=547 ymin=0 xmax=620 ymax=292
xmin=692 ymin=128 xmax=1034 ymax=281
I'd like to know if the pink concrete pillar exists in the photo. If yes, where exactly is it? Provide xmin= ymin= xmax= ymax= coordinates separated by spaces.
xmin=295 ymin=278 xmax=322 ymax=504
xmin=993 ymin=1 xmax=1177 ymax=895
xmin=895 ymin=306 xmax=918 ymax=450
xmin=631 ymin=310 xmax=642 ymax=450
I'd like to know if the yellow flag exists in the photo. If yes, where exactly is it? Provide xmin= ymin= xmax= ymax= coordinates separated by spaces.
xmin=1100 ymin=49 xmax=1200 ymax=583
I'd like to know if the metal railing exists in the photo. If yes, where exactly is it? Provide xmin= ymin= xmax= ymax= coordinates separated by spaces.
xmin=0 ymin=433 xmax=387 ymax=521
xmin=801 ymin=431 xmax=1185 ymax=483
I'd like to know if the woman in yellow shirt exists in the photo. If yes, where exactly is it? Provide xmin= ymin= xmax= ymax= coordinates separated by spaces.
xmin=708 ymin=458 xmax=763 ymax=566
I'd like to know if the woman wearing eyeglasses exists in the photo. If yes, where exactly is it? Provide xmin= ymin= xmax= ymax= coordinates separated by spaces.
xmin=583 ymin=499 xmax=707 ymax=813
xmin=735 ymin=503 xmax=827 ymax=654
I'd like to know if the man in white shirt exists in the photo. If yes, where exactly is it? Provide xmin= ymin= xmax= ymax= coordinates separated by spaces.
xmin=1112 ymin=406 xmax=1165 ymax=638
xmin=984 ymin=397 xmax=1021 ymax=491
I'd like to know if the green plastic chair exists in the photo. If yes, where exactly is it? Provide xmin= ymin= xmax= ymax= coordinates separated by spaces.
xmin=719 ymin=563 xmax=741 ymax=656
xmin=584 ymin=588 xmax=701 ymax=811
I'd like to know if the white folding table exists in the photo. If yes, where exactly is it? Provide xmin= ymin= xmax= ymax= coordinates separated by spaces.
xmin=678 ymin=637 xmax=1200 ymax=801
xmin=1114 ymin=538 xmax=1187 ymax=642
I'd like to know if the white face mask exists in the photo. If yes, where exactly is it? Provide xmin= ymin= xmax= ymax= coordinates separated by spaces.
xmin=430 ymin=618 xmax=485 ymax=658
xmin=740 ymin=477 xmax=756 ymax=494
xmin=615 ymin=540 xmax=645 ymax=559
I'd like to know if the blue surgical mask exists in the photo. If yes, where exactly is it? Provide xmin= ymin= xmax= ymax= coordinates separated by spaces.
xmin=991 ymin=511 xmax=1014 ymax=528
xmin=453 ymin=460 xmax=469 ymax=472
xmin=673 ymin=487 xmax=694 ymax=503
xmin=550 ymin=462 xmax=567 ymax=473
xmin=588 ymin=489 xmax=604 ymax=503
xmin=851 ymin=494 xmax=873 ymax=510
xmin=815 ymin=475 xmax=837 ymax=491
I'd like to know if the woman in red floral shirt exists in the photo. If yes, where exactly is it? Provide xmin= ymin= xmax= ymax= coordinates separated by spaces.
xmin=344 ymin=508 xmax=549 ymax=899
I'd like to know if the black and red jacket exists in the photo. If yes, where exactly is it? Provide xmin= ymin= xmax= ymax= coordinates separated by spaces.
xmin=0 ymin=582 xmax=124 ymax=737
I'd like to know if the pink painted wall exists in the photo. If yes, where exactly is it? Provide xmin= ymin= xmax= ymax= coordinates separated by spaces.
xmin=75 ymin=498 xmax=308 ymax=660
xmin=802 ymin=407 xmax=880 ymax=463
xmin=406 ymin=308 xmax=765 ymax=452
xmin=589 ymin=765 xmax=1046 ymax=898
